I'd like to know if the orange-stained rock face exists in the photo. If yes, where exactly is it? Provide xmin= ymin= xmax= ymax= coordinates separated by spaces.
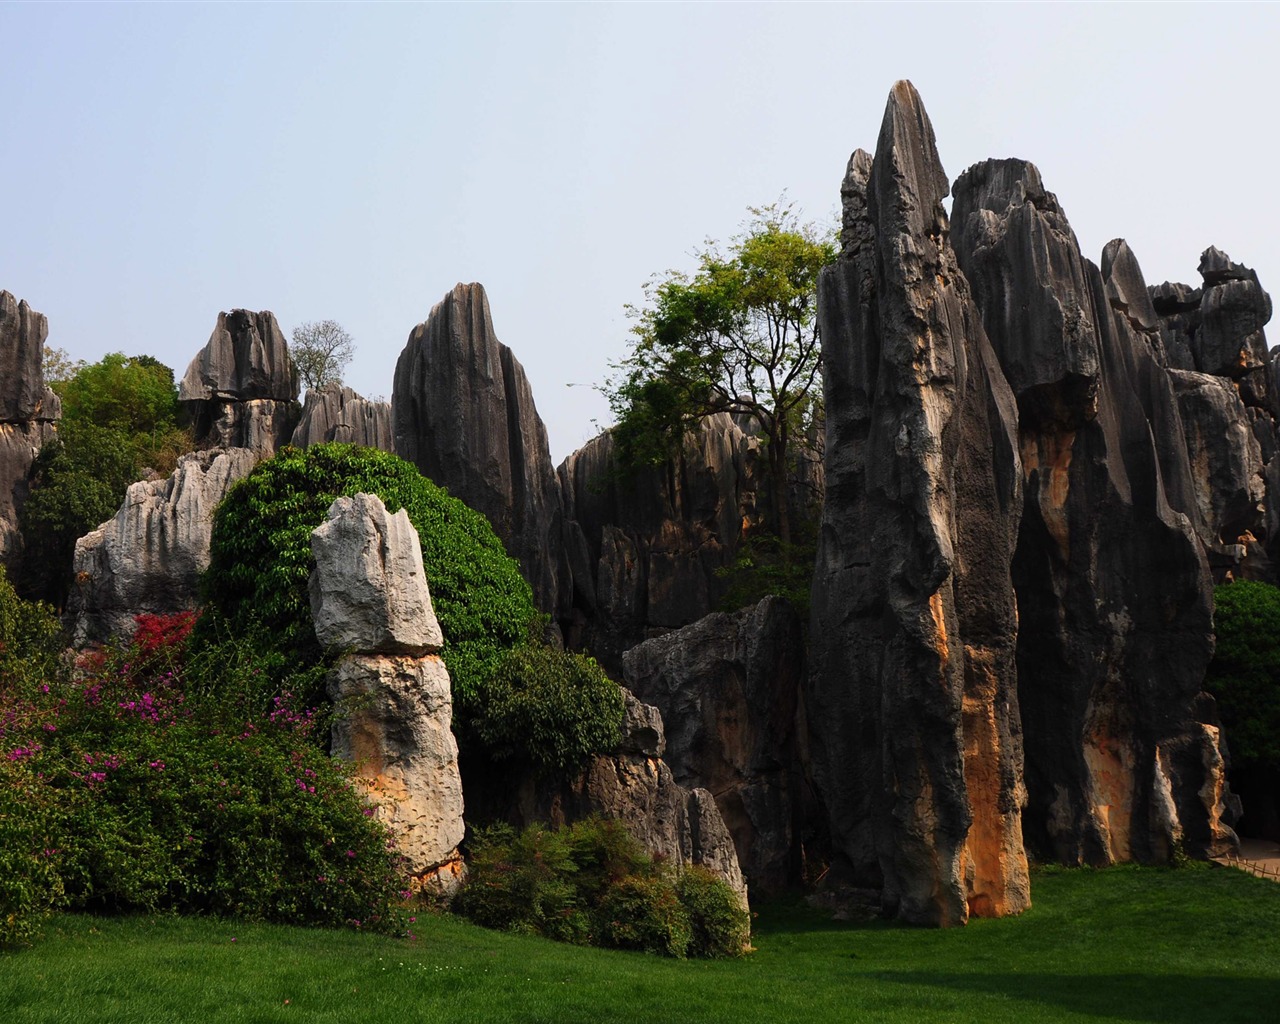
xmin=961 ymin=645 xmax=1030 ymax=918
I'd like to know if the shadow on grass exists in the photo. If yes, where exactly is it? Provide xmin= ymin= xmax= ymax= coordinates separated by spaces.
xmin=871 ymin=971 xmax=1274 ymax=1024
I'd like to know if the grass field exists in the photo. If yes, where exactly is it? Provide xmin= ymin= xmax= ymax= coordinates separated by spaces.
xmin=3 ymin=864 xmax=1278 ymax=1024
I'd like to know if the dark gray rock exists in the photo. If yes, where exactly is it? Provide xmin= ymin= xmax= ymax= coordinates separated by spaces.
xmin=393 ymin=283 xmax=562 ymax=613
xmin=556 ymin=414 xmax=762 ymax=671
xmin=809 ymin=82 xmax=1029 ymax=926
xmin=953 ymin=159 xmax=1237 ymax=867
xmin=0 ymin=291 xmax=60 ymax=424
xmin=1 ymin=292 xmax=61 ymax=569
xmin=179 ymin=309 xmax=299 ymax=455
xmin=622 ymin=596 xmax=806 ymax=894
xmin=291 ymin=384 xmax=393 ymax=451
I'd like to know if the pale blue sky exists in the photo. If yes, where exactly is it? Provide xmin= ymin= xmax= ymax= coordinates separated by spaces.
xmin=2 ymin=2 xmax=1276 ymax=461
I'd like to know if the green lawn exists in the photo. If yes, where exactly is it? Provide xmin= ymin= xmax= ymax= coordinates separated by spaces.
xmin=3 ymin=865 xmax=1277 ymax=1023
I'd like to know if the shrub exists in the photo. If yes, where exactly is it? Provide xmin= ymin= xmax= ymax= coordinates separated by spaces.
xmin=1208 ymin=579 xmax=1280 ymax=772
xmin=470 ymin=644 xmax=624 ymax=775
xmin=456 ymin=817 xmax=745 ymax=958
xmin=0 ymin=615 xmax=410 ymax=940
xmin=199 ymin=443 xmax=536 ymax=707
xmin=598 ymin=875 xmax=691 ymax=958
xmin=675 ymin=865 xmax=750 ymax=958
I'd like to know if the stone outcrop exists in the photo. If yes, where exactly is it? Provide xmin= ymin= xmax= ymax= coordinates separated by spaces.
xmin=808 ymin=82 xmax=1029 ymax=926
xmin=515 ymin=688 xmax=748 ymax=910
xmin=0 ymin=292 xmax=60 ymax=568
xmin=622 ymin=596 xmax=806 ymax=894
xmin=557 ymin=414 xmax=764 ymax=670
xmin=179 ymin=309 xmax=299 ymax=456
xmin=67 ymin=448 xmax=258 ymax=644
xmin=1151 ymin=250 xmax=1276 ymax=578
xmin=952 ymin=158 xmax=1236 ymax=866
xmin=311 ymin=493 xmax=465 ymax=891
xmin=393 ymin=283 xmax=562 ymax=612
xmin=291 ymin=384 xmax=393 ymax=451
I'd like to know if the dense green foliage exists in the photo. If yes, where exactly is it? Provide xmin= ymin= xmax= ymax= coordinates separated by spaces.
xmin=1207 ymin=579 xmax=1280 ymax=772
xmin=6 ymin=866 xmax=1279 ymax=1023
xmin=607 ymin=202 xmax=834 ymax=546
xmin=457 ymin=818 xmax=747 ymax=959
xmin=471 ymin=644 xmax=624 ymax=776
xmin=19 ymin=353 xmax=189 ymax=605
xmin=199 ymin=443 xmax=537 ymax=709
xmin=716 ymin=532 xmax=818 ymax=622
xmin=0 ymin=608 xmax=409 ymax=948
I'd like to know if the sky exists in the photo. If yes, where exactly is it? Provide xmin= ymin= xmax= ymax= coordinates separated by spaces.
xmin=2 ymin=2 xmax=1277 ymax=463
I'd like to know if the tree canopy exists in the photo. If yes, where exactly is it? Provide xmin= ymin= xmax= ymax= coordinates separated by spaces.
xmin=1207 ymin=579 xmax=1280 ymax=773
xmin=290 ymin=320 xmax=354 ymax=392
xmin=606 ymin=202 xmax=835 ymax=544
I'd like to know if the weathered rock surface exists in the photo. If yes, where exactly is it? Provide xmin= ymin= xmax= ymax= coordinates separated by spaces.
xmin=809 ymin=82 xmax=1029 ymax=926
xmin=0 ymin=292 xmax=60 ymax=568
xmin=67 ymin=448 xmax=258 ymax=644
xmin=179 ymin=309 xmax=299 ymax=455
xmin=622 ymin=596 xmax=806 ymax=894
xmin=309 ymin=493 xmax=442 ymax=655
xmin=1152 ymin=249 xmax=1277 ymax=579
xmin=393 ymin=284 xmax=562 ymax=612
xmin=328 ymin=654 xmax=465 ymax=884
xmin=291 ymin=384 xmax=393 ymax=451
xmin=953 ymin=158 xmax=1237 ymax=866
xmin=557 ymin=414 xmax=764 ymax=670
xmin=311 ymin=493 xmax=465 ymax=890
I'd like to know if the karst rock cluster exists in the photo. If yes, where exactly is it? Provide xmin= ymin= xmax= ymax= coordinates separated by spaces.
xmin=6 ymin=78 xmax=1276 ymax=927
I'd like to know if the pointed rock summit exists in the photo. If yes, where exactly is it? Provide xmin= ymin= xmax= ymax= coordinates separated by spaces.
xmin=809 ymin=81 xmax=1029 ymax=926
xmin=392 ymin=283 xmax=562 ymax=612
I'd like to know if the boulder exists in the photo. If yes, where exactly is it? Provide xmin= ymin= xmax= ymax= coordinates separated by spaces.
xmin=953 ymin=159 xmax=1237 ymax=866
xmin=809 ymin=82 xmax=1028 ymax=926
xmin=311 ymin=493 xmax=465 ymax=892
xmin=328 ymin=653 xmax=465 ymax=884
xmin=309 ymin=493 xmax=443 ymax=656
xmin=68 ymin=448 xmax=258 ymax=644
xmin=179 ymin=309 xmax=299 ymax=455
xmin=622 ymin=596 xmax=806 ymax=894
xmin=291 ymin=384 xmax=393 ymax=451
xmin=393 ymin=283 xmax=562 ymax=613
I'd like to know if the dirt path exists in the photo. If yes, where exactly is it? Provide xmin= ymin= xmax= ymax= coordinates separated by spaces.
xmin=1219 ymin=838 xmax=1280 ymax=881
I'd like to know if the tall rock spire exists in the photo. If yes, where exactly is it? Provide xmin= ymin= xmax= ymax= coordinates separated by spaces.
xmin=809 ymin=82 xmax=1029 ymax=925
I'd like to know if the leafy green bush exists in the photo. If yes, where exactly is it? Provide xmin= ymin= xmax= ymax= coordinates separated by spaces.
xmin=1208 ymin=580 xmax=1280 ymax=772
xmin=675 ymin=865 xmax=750 ymax=958
xmin=18 ymin=352 xmax=189 ymax=605
xmin=456 ymin=817 xmax=745 ymax=958
xmin=471 ymin=644 xmax=624 ymax=775
xmin=0 ymin=614 xmax=410 ymax=944
xmin=199 ymin=443 xmax=536 ymax=708
xmin=598 ymin=875 xmax=692 ymax=958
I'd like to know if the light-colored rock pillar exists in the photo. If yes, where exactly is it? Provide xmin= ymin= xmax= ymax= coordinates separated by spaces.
xmin=310 ymin=492 xmax=465 ymax=894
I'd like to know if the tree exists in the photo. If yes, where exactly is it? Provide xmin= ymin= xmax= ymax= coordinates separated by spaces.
xmin=606 ymin=202 xmax=835 ymax=545
xmin=290 ymin=319 xmax=354 ymax=392
xmin=41 ymin=345 xmax=84 ymax=385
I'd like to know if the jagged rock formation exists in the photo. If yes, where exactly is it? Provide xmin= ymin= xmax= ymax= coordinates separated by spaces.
xmin=68 ymin=448 xmax=258 ymax=644
xmin=511 ymin=688 xmax=748 ymax=909
xmin=393 ymin=283 xmax=562 ymax=613
xmin=557 ymin=414 xmax=764 ymax=670
xmin=1151 ymin=250 xmax=1276 ymax=578
xmin=311 ymin=493 xmax=465 ymax=891
xmin=0 ymin=291 xmax=60 ymax=569
xmin=179 ymin=309 xmax=299 ymax=456
xmin=622 ymin=596 xmax=806 ymax=894
xmin=808 ymin=82 xmax=1029 ymax=926
xmin=952 ymin=158 xmax=1236 ymax=866
xmin=291 ymin=384 xmax=393 ymax=451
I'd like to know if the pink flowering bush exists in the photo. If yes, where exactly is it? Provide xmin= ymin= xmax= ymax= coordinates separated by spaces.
xmin=1 ymin=598 xmax=411 ymax=947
